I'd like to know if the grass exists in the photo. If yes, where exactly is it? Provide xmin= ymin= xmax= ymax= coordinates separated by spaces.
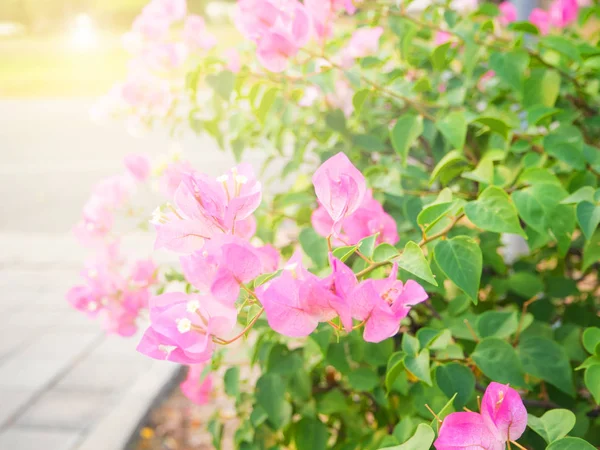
xmin=0 ymin=25 xmax=242 ymax=98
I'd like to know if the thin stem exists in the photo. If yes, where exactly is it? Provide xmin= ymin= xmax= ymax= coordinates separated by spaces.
xmin=513 ymin=295 xmax=540 ymax=346
xmin=425 ymin=404 xmax=443 ymax=424
xmin=354 ymin=213 xmax=464 ymax=279
xmin=214 ymin=307 xmax=264 ymax=345
xmin=464 ymin=319 xmax=480 ymax=342
xmin=510 ymin=440 xmax=528 ymax=450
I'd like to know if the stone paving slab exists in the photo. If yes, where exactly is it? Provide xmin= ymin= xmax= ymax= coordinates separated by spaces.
xmin=0 ymin=428 xmax=82 ymax=450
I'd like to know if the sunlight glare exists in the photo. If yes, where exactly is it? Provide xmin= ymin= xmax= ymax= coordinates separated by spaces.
xmin=69 ymin=13 xmax=99 ymax=51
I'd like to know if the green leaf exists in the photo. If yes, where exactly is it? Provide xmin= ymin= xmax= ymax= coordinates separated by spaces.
xmin=582 ymin=230 xmax=600 ymax=271
xmin=325 ymin=109 xmax=347 ymax=134
xmin=299 ymin=228 xmax=328 ymax=268
xmin=332 ymin=245 xmax=358 ymax=262
xmin=436 ymin=111 xmax=467 ymax=150
xmin=224 ymin=367 xmax=240 ymax=397
xmin=541 ymin=36 xmax=582 ymax=63
xmin=352 ymin=89 xmax=369 ymax=114
xmin=374 ymin=243 xmax=399 ymax=262
xmin=462 ymin=158 xmax=494 ymax=185
xmin=295 ymin=418 xmax=329 ymax=450
xmin=489 ymin=50 xmax=530 ymax=92
xmin=404 ymin=349 xmax=432 ymax=386
xmin=429 ymin=150 xmax=468 ymax=184
xmin=436 ymin=363 xmax=475 ymax=409
xmin=561 ymin=187 xmax=596 ymax=205
xmin=402 ymin=334 xmax=420 ymax=356
xmin=576 ymin=201 xmax=600 ymax=240
xmin=386 ymin=351 xmax=406 ymax=392
xmin=348 ymin=367 xmax=380 ymax=391
xmin=471 ymin=337 xmax=526 ymax=386
xmin=477 ymin=311 xmax=519 ymax=339
xmin=524 ymin=69 xmax=561 ymax=108
xmin=353 ymin=134 xmax=386 ymax=152
xmin=546 ymin=437 xmax=597 ymax=450
xmin=358 ymin=234 xmax=378 ymax=259
xmin=255 ymin=374 xmax=292 ymax=429
xmin=527 ymin=409 xmax=576 ymax=444
xmin=397 ymin=241 xmax=438 ymax=286
xmin=508 ymin=21 xmax=540 ymax=34
xmin=584 ymin=364 xmax=600 ymax=404
xmin=390 ymin=114 xmax=424 ymax=164
xmin=380 ymin=424 xmax=435 ymax=450
xmin=544 ymin=127 xmax=586 ymax=170
xmin=434 ymin=236 xmax=482 ymax=303
xmin=431 ymin=42 xmax=452 ymax=71
xmin=473 ymin=116 xmax=511 ymax=139
xmin=583 ymin=327 xmax=600 ymax=355
xmin=518 ymin=336 xmax=575 ymax=396
xmin=256 ymin=87 xmax=278 ymax=124
xmin=206 ymin=70 xmax=235 ymax=100
xmin=507 ymin=272 xmax=544 ymax=298
xmin=465 ymin=186 xmax=525 ymax=236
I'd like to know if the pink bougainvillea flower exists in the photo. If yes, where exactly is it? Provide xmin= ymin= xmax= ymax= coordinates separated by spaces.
xmin=119 ymin=71 xmax=173 ymax=116
xmin=137 ymin=292 xmax=237 ymax=363
xmin=434 ymin=30 xmax=453 ymax=46
xmin=259 ymin=270 xmax=323 ymax=337
xmin=181 ymin=237 xmax=274 ymax=304
xmin=312 ymin=152 xmax=366 ymax=233
xmin=124 ymin=154 xmax=151 ymax=182
xmin=153 ymin=164 xmax=262 ymax=253
xmin=181 ymin=365 xmax=213 ymax=405
xmin=224 ymin=48 xmax=242 ymax=73
xmin=184 ymin=15 xmax=218 ymax=50
xmin=549 ymin=0 xmax=579 ymax=27
xmin=477 ymin=70 xmax=496 ymax=91
xmin=434 ymin=382 xmax=527 ymax=450
xmin=529 ymin=8 xmax=551 ymax=34
xmin=435 ymin=412 xmax=505 ymax=450
xmin=305 ymin=0 xmax=356 ymax=40
xmin=317 ymin=254 xmax=357 ymax=331
xmin=144 ymin=0 xmax=187 ymax=23
xmin=312 ymin=189 xmax=398 ymax=246
xmin=498 ymin=1 xmax=517 ymax=25
xmin=160 ymin=160 xmax=193 ymax=198
xmin=325 ymin=78 xmax=354 ymax=118
xmin=143 ymin=42 xmax=188 ymax=70
xmin=130 ymin=259 xmax=157 ymax=286
xmin=349 ymin=263 xmax=427 ymax=342
xmin=298 ymin=86 xmax=321 ymax=107
xmin=340 ymin=26 xmax=383 ymax=67
xmin=131 ymin=13 xmax=171 ymax=41
xmin=480 ymin=382 xmax=528 ymax=443
xmin=235 ymin=0 xmax=310 ymax=72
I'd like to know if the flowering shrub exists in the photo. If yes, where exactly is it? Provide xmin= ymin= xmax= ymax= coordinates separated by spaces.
xmin=73 ymin=0 xmax=600 ymax=448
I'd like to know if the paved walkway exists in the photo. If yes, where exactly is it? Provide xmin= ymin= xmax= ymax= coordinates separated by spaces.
xmin=0 ymin=98 xmax=255 ymax=449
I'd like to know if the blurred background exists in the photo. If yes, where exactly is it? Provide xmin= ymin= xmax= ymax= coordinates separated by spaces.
xmin=0 ymin=2 xmax=246 ymax=449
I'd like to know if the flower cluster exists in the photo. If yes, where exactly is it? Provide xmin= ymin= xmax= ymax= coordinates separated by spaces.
xmin=434 ymin=382 xmax=527 ymax=450
xmin=68 ymin=154 xmax=159 ymax=336
xmin=137 ymin=152 xmax=427 ymax=367
xmin=529 ymin=0 xmax=579 ymax=34
xmin=67 ymin=242 xmax=157 ymax=336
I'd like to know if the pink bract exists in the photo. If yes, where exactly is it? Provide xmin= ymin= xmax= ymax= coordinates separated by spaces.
xmin=498 ymin=1 xmax=517 ymax=25
xmin=434 ymin=382 xmax=527 ymax=450
xmin=312 ymin=152 xmax=366 ymax=232
xmin=180 ymin=365 xmax=213 ymax=405
xmin=137 ymin=292 xmax=237 ymax=364
xmin=124 ymin=154 xmax=151 ymax=182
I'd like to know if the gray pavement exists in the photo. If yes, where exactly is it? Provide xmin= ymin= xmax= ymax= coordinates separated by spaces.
xmin=0 ymin=98 xmax=252 ymax=449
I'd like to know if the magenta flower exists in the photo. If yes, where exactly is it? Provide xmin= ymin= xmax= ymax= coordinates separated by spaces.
xmin=549 ymin=0 xmax=579 ymax=27
xmin=312 ymin=189 xmax=398 ymax=246
xmin=130 ymin=259 xmax=158 ymax=286
xmin=137 ymin=292 xmax=237 ymax=364
xmin=224 ymin=48 xmax=242 ymax=73
xmin=184 ymin=15 xmax=217 ymax=50
xmin=434 ymin=382 xmax=527 ymax=450
xmin=124 ymin=154 xmax=151 ymax=182
xmin=144 ymin=0 xmax=187 ymax=23
xmin=180 ymin=365 xmax=213 ymax=405
xmin=160 ymin=160 xmax=193 ymax=198
xmin=434 ymin=30 xmax=453 ymax=46
xmin=529 ymin=8 xmax=551 ymax=34
xmin=498 ymin=2 xmax=517 ymax=25
xmin=235 ymin=0 xmax=311 ymax=72
xmin=305 ymin=0 xmax=356 ymax=39
xmin=312 ymin=152 xmax=366 ymax=233
xmin=154 ymin=164 xmax=262 ymax=253
xmin=349 ymin=263 xmax=428 ymax=342
xmin=340 ymin=27 xmax=383 ymax=67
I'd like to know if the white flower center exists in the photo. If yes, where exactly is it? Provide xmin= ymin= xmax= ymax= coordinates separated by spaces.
xmin=176 ymin=318 xmax=192 ymax=334
xmin=186 ymin=300 xmax=200 ymax=313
